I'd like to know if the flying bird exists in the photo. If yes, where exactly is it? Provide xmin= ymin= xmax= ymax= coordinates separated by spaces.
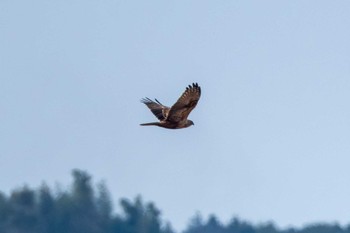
xmin=140 ymin=83 xmax=201 ymax=129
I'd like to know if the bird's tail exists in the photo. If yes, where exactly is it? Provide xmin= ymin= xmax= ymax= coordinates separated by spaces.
xmin=140 ymin=122 xmax=160 ymax=126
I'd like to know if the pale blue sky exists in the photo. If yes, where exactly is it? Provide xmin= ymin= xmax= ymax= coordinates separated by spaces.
xmin=1 ymin=0 xmax=350 ymax=231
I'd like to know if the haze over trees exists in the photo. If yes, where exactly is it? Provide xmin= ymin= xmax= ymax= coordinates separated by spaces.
xmin=0 ymin=170 xmax=348 ymax=233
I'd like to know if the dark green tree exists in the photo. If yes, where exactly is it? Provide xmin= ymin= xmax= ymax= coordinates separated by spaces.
xmin=0 ymin=192 xmax=9 ymax=232
xmin=96 ymin=181 xmax=113 ymax=233
xmin=226 ymin=217 xmax=255 ymax=233
xmin=183 ymin=212 xmax=205 ymax=233
xmin=70 ymin=169 xmax=101 ymax=233
xmin=55 ymin=190 xmax=73 ymax=233
xmin=118 ymin=196 xmax=164 ymax=233
xmin=184 ymin=213 xmax=225 ymax=233
xmin=299 ymin=224 xmax=344 ymax=233
xmin=38 ymin=184 xmax=56 ymax=233
xmin=1 ymin=169 xmax=350 ymax=233
xmin=256 ymin=222 xmax=278 ymax=233
xmin=8 ymin=186 xmax=38 ymax=233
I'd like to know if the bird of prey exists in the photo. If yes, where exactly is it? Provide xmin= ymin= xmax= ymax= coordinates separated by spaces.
xmin=140 ymin=83 xmax=201 ymax=129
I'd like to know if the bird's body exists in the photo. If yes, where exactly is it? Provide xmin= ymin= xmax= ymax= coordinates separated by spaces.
xmin=140 ymin=119 xmax=194 ymax=129
xmin=140 ymin=83 xmax=201 ymax=129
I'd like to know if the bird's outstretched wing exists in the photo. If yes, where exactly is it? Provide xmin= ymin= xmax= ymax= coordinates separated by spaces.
xmin=141 ymin=98 xmax=170 ymax=121
xmin=166 ymin=83 xmax=201 ymax=123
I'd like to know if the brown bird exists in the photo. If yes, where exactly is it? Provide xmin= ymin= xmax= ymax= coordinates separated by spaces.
xmin=140 ymin=83 xmax=201 ymax=129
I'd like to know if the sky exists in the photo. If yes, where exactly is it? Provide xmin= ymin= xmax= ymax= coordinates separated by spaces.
xmin=1 ymin=0 xmax=350 ymax=231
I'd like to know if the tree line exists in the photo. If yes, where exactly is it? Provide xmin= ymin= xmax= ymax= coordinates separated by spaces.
xmin=0 ymin=169 xmax=348 ymax=233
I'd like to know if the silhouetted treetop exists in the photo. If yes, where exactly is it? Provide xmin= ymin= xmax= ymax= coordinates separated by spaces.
xmin=0 ymin=169 xmax=349 ymax=233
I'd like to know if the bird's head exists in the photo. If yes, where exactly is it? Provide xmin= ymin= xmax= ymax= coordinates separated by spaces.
xmin=185 ymin=120 xmax=195 ymax=127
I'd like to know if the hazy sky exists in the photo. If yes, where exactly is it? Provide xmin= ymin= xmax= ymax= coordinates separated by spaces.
xmin=1 ymin=0 xmax=350 ymax=231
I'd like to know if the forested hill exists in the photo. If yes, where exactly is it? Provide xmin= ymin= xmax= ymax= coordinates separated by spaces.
xmin=0 ymin=170 xmax=348 ymax=233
